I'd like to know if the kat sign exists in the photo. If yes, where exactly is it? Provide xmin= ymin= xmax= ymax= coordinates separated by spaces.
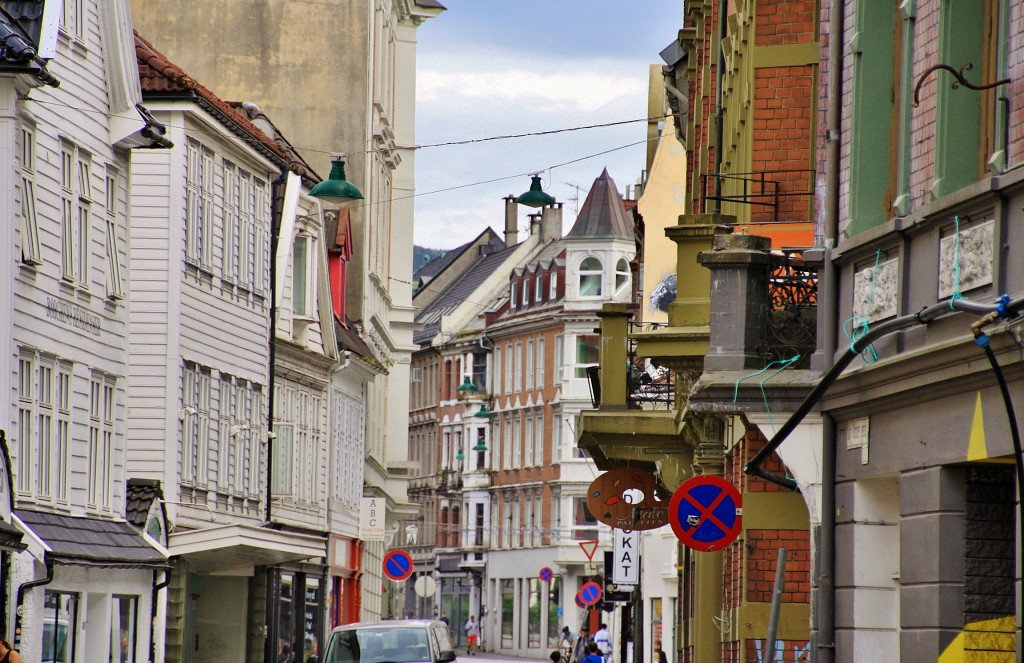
xmin=612 ymin=528 xmax=640 ymax=586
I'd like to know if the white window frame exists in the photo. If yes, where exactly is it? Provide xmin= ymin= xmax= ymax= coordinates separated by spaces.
xmin=222 ymin=162 xmax=240 ymax=283
xmin=522 ymin=278 xmax=530 ymax=306
xmin=87 ymin=372 xmax=115 ymax=511
xmin=185 ymin=140 xmax=214 ymax=269
xmin=526 ymin=340 xmax=535 ymax=391
xmin=554 ymin=334 xmax=564 ymax=384
xmin=218 ymin=376 xmax=235 ymax=493
xmin=549 ymin=272 xmax=558 ymax=299
xmin=502 ymin=416 xmax=512 ymax=469
xmin=535 ymin=276 xmax=543 ymax=301
xmin=514 ymin=341 xmax=523 ymax=393
xmin=537 ymin=337 xmax=546 ymax=390
xmin=524 ymin=413 xmax=534 ymax=466
xmin=60 ymin=141 xmax=92 ymax=288
xmin=60 ymin=0 xmax=86 ymax=42
xmin=182 ymin=363 xmax=211 ymax=488
xmin=534 ymin=412 xmax=543 ymax=467
xmin=272 ymin=386 xmax=295 ymax=496
xmin=105 ymin=167 xmax=125 ymax=300
xmin=579 ymin=256 xmax=604 ymax=297
xmin=292 ymin=233 xmax=315 ymax=317
xmin=615 ymin=257 xmax=631 ymax=294
xmin=55 ymin=361 xmax=72 ymax=502
xmin=17 ymin=123 xmax=41 ymax=265
xmin=16 ymin=351 xmax=34 ymax=496
xmin=36 ymin=356 xmax=55 ymax=500
xmin=494 ymin=346 xmax=502 ymax=396
xmin=504 ymin=343 xmax=513 ymax=393
xmin=510 ymin=282 xmax=518 ymax=310
xmin=512 ymin=416 xmax=521 ymax=469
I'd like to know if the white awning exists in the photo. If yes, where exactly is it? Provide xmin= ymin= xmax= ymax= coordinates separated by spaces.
xmin=169 ymin=523 xmax=325 ymax=574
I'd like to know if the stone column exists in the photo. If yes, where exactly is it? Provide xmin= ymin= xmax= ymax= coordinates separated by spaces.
xmin=698 ymin=233 xmax=774 ymax=371
xmin=595 ymin=303 xmax=633 ymax=409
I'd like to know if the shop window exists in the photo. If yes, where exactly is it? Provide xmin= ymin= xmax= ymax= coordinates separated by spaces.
xmin=42 ymin=591 xmax=78 ymax=663
xmin=112 ymin=595 xmax=138 ymax=663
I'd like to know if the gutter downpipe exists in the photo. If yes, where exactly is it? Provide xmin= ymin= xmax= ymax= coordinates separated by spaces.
xmin=150 ymin=569 xmax=171 ymax=663
xmin=14 ymin=554 xmax=54 ymax=650
xmin=713 ymin=0 xmax=727 ymax=213
xmin=817 ymin=1 xmax=843 ymax=660
xmin=265 ymin=167 xmax=289 ymax=525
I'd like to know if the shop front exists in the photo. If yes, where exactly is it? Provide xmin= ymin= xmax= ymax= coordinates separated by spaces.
xmin=168 ymin=523 xmax=326 ymax=663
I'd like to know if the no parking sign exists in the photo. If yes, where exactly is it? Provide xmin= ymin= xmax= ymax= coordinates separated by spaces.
xmin=383 ymin=549 xmax=414 ymax=582
xmin=668 ymin=475 xmax=742 ymax=552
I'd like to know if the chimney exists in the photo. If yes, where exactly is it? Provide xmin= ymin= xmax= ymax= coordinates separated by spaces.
xmin=528 ymin=212 xmax=542 ymax=237
xmin=541 ymin=203 xmax=563 ymax=242
xmin=504 ymin=196 xmax=519 ymax=247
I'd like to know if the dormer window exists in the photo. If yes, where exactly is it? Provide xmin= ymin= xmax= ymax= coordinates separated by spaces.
xmin=522 ymin=278 xmax=530 ymax=307
xmin=292 ymin=234 xmax=314 ymax=317
xmin=579 ymin=257 xmax=603 ymax=297
xmin=549 ymin=273 xmax=558 ymax=299
xmin=615 ymin=258 xmax=630 ymax=294
xmin=535 ymin=276 xmax=544 ymax=301
xmin=510 ymin=282 xmax=518 ymax=309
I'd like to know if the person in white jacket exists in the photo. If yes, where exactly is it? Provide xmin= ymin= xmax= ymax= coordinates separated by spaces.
xmin=594 ymin=624 xmax=612 ymax=663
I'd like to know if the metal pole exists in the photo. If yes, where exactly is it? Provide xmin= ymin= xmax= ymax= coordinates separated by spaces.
xmin=765 ymin=548 xmax=787 ymax=661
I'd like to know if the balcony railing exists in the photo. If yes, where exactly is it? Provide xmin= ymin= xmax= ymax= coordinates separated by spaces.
xmin=627 ymin=322 xmax=675 ymax=410
xmin=700 ymin=169 xmax=815 ymax=224
xmin=761 ymin=250 xmax=818 ymax=367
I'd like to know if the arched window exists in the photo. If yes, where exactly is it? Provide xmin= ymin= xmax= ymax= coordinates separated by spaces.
xmin=578 ymin=257 xmax=603 ymax=297
xmin=615 ymin=258 xmax=630 ymax=294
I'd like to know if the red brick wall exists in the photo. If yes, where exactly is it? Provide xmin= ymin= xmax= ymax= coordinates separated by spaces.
xmin=756 ymin=0 xmax=818 ymax=46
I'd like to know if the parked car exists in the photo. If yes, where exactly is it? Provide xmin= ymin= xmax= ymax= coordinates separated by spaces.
xmin=323 ymin=620 xmax=458 ymax=663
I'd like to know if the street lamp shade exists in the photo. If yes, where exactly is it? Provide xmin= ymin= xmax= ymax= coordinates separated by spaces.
xmin=455 ymin=448 xmax=465 ymax=461
xmin=457 ymin=376 xmax=479 ymax=393
xmin=472 ymin=439 xmax=488 ymax=452
xmin=514 ymin=174 xmax=556 ymax=208
xmin=310 ymin=158 xmax=364 ymax=203
xmin=473 ymin=404 xmax=492 ymax=419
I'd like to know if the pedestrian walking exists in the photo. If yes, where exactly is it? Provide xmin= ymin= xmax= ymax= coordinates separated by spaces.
xmin=593 ymin=623 xmax=612 ymax=663
xmin=465 ymin=615 xmax=480 ymax=655
xmin=582 ymin=642 xmax=603 ymax=663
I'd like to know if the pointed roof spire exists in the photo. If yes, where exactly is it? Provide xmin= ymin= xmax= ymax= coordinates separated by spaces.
xmin=566 ymin=169 xmax=633 ymax=239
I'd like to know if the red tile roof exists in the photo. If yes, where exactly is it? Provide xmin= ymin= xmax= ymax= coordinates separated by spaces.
xmin=135 ymin=31 xmax=288 ymax=162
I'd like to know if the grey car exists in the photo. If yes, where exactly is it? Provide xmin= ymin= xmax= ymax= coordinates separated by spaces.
xmin=323 ymin=620 xmax=458 ymax=663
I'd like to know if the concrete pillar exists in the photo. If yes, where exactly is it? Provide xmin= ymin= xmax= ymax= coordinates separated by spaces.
xmin=664 ymin=214 xmax=733 ymax=328
xmin=595 ymin=303 xmax=633 ymax=409
xmin=698 ymin=233 xmax=774 ymax=370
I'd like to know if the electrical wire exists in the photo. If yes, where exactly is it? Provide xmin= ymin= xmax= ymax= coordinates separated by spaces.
xmin=745 ymin=294 xmax=1024 ymax=491
xmin=25 ymin=95 xmax=664 ymax=158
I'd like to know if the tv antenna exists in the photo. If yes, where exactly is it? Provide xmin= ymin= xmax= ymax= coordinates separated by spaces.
xmin=564 ymin=182 xmax=584 ymax=217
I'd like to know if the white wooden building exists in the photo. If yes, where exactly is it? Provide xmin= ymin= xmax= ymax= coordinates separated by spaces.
xmin=3 ymin=1 xmax=170 ymax=662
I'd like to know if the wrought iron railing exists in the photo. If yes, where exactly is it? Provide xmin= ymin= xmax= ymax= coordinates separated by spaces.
xmin=700 ymin=169 xmax=815 ymax=223
xmin=761 ymin=250 xmax=818 ymax=367
xmin=627 ymin=322 xmax=675 ymax=410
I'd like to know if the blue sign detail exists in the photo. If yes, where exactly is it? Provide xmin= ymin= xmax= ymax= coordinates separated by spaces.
xmin=579 ymin=581 xmax=603 ymax=606
xmin=383 ymin=549 xmax=414 ymax=581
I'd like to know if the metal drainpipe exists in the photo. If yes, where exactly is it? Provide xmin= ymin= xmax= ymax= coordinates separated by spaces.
xmin=150 ymin=568 xmax=171 ymax=663
xmin=264 ymin=167 xmax=289 ymax=525
xmin=817 ymin=0 xmax=844 ymax=660
xmin=713 ymin=0 xmax=727 ymax=213
xmin=14 ymin=554 xmax=54 ymax=650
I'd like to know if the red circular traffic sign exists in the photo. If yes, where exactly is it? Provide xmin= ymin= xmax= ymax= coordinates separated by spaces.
xmin=578 ymin=581 xmax=603 ymax=606
xmin=383 ymin=549 xmax=414 ymax=581
xmin=539 ymin=566 xmax=554 ymax=582
xmin=668 ymin=475 xmax=742 ymax=552
xmin=575 ymin=592 xmax=585 ymax=609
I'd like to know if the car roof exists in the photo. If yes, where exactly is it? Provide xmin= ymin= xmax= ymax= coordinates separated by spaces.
xmin=331 ymin=620 xmax=446 ymax=632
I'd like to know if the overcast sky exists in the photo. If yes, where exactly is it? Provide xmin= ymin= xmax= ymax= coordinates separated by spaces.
xmin=412 ymin=1 xmax=682 ymax=250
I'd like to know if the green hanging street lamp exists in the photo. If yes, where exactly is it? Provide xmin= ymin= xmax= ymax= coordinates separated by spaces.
xmin=473 ymin=404 xmax=492 ymax=419
xmin=514 ymin=173 xmax=556 ymax=208
xmin=472 ymin=438 xmax=488 ymax=452
xmin=457 ymin=376 xmax=479 ymax=393
xmin=455 ymin=448 xmax=465 ymax=461
xmin=310 ymin=154 xmax=364 ymax=204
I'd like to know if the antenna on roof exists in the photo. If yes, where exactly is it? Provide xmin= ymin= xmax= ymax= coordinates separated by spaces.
xmin=564 ymin=182 xmax=583 ymax=217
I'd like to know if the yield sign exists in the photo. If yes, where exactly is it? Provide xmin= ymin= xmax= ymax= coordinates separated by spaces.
xmin=578 ymin=540 xmax=599 ymax=561
xmin=668 ymin=475 xmax=742 ymax=552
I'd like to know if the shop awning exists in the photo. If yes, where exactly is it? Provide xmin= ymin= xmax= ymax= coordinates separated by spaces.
xmin=169 ymin=523 xmax=326 ymax=573
xmin=15 ymin=508 xmax=168 ymax=568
